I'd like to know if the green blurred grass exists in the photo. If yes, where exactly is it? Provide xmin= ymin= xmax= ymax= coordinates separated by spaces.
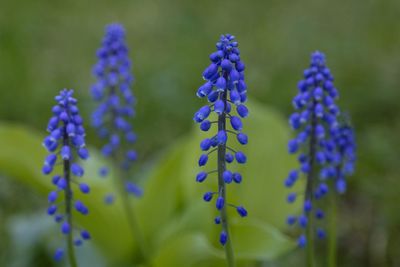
xmin=1 ymin=0 xmax=400 ymax=266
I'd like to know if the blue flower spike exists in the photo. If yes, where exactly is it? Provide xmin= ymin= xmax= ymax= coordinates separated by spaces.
xmin=285 ymin=52 xmax=344 ymax=253
xmin=194 ymin=34 xmax=248 ymax=266
xmin=91 ymin=23 xmax=142 ymax=199
xmin=332 ymin=117 xmax=356 ymax=194
xmin=90 ymin=23 xmax=149 ymax=262
xmin=42 ymin=89 xmax=90 ymax=264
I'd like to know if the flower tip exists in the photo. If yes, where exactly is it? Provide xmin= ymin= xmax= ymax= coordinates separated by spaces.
xmin=105 ymin=23 xmax=125 ymax=38
xmin=237 ymin=104 xmax=249 ymax=118
xmin=74 ymin=239 xmax=83 ymax=247
xmin=80 ymin=230 xmax=91 ymax=240
xmin=196 ymin=171 xmax=208 ymax=183
xmin=286 ymin=215 xmax=296 ymax=225
xmin=216 ymin=130 xmax=228 ymax=144
xmin=71 ymin=163 xmax=84 ymax=177
xmin=298 ymin=235 xmax=307 ymax=248
xmin=336 ymin=179 xmax=347 ymax=194
xmin=216 ymin=196 xmax=224 ymax=210
xmin=198 ymin=154 xmax=209 ymax=167
xmin=299 ymin=215 xmax=308 ymax=228
xmin=79 ymin=183 xmax=90 ymax=194
xmin=203 ymin=192 xmax=213 ymax=202
xmin=99 ymin=167 xmax=109 ymax=177
xmin=236 ymin=206 xmax=248 ymax=217
xmin=303 ymin=200 xmax=312 ymax=212
xmin=317 ymin=228 xmax=326 ymax=240
xmin=47 ymin=205 xmax=57 ymax=215
xmin=54 ymin=248 xmax=64 ymax=261
xmin=42 ymin=165 xmax=53 ymax=175
xmin=126 ymin=182 xmax=143 ymax=197
xmin=219 ymin=231 xmax=228 ymax=246
xmin=232 ymin=172 xmax=242 ymax=183
xmin=61 ymin=222 xmax=71 ymax=234
xmin=222 ymin=170 xmax=233 ymax=184
xmin=286 ymin=193 xmax=296 ymax=203
xmin=104 ymin=194 xmax=115 ymax=204
xmin=235 ymin=151 xmax=247 ymax=164
xmin=48 ymin=191 xmax=58 ymax=203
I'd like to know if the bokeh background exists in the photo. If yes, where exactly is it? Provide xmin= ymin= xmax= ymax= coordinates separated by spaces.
xmin=1 ymin=0 xmax=400 ymax=266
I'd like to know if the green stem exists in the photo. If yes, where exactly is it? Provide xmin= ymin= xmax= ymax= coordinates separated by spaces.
xmin=305 ymin=99 xmax=317 ymax=267
xmin=306 ymin=217 xmax=315 ymax=267
xmin=63 ymin=132 xmax=78 ymax=267
xmin=114 ymin=165 xmax=150 ymax=265
xmin=218 ymin=87 xmax=235 ymax=267
xmin=220 ymin=196 xmax=235 ymax=267
xmin=328 ymin=192 xmax=337 ymax=267
xmin=66 ymin=229 xmax=78 ymax=267
xmin=107 ymin=85 xmax=150 ymax=264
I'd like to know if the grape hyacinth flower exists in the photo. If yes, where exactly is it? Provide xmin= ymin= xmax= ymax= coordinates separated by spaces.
xmin=90 ymin=23 xmax=147 ymax=261
xmin=326 ymin=117 xmax=356 ymax=267
xmin=194 ymin=34 xmax=248 ymax=266
xmin=284 ymin=51 xmax=342 ymax=265
xmin=91 ymin=23 xmax=141 ymax=200
xmin=42 ymin=89 xmax=90 ymax=266
xmin=332 ymin=119 xmax=356 ymax=194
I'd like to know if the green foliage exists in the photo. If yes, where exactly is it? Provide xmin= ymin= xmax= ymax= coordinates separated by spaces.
xmin=0 ymin=124 xmax=134 ymax=262
xmin=0 ymin=100 xmax=300 ymax=266
xmin=1 ymin=0 xmax=400 ymax=265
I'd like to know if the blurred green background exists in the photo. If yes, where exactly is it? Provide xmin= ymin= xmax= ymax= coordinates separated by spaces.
xmin=1 ymin=0 xmax=400 ymax=266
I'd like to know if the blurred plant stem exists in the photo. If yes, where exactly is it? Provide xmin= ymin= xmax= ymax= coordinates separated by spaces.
xmin=305 ymin=100 xmax=317 ymax=267
xmin=114 ymin=166 xmax=150 ymax=266
xmin=218 ymin=84 xmax=235 ymax=267
xmin=306 ymin=221 xmax=315 ymax=267
xmin=108 ymin=85 xmax=150 ymax=265
xmin=64 ymin=147 xmax=78 ymax=267
xmin=67 ymin=232 xmax=78 ymax=267
xmin=328 ymin=192 xmax=337 ymax=267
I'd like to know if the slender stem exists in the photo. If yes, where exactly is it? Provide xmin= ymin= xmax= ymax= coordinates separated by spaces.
xmin=328 ymin=181 xmax=338 ymax=267
xmin=305 ymin=100 xmax=317 ymax=267
xmin=109 ymin=148 xmax=149 ymax=264
xmin=305 ymin=219 xmax=315 ymax=267
xmin=63 ymin=130 xmax=78 ymax=267
xmin=107 ymin=83 xmax=149 ymax=263
xmin=226 ymin=130 xmax=238 ymax=136
xmin=114 ymin=168 xmax=149 ymax=264
xmin=207 ymin=147 xmax=218 ymax=155
xmin=226 ymin=146 xmax=237 ymax=153
xmin=218 ymin=87 xmax=235 ymax=267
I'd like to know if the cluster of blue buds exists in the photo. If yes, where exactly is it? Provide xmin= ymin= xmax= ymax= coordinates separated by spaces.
xmin=332 ymin=120 xmax=356 ymax=194
xmin=194 ymin=34 xmax=248 ymax=246
xmin=90 ymin=23 xmax=142 ymax=201
xmin=285 ymin=51 xmax=342 ymax=247
xmin=42 ymin=89 xmax=91 ymax=261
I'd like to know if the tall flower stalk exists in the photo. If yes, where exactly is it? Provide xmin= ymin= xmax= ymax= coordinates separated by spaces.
xmin=328 ymin=119 xmax=356 ymax=267
xmin=194 ymin=34 xmax=249 ymax=267
xmin=42 ymin=89 xmax=91 ymax=266
xmin=90 ymin=23 xmax=148 ymax=262
xmin=285 ymin=52 xmax=341 ymax=266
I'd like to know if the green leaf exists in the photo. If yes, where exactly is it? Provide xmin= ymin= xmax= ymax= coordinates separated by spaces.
xmin=152 ymin=233 xmax=224 ymax=267
xmin=0 ymin=123 xmax=134 ymax=262
xmin=135 ymin=139 xmax=189 ymax=247
xmin=154 ymin=198 xmax=214 ymax=248
xmin=151 ymin=203 xmax=294 ymax=267
xmin=0 ymin=124 xmax=48 ymax=193
xmin=231 ymin=218 xmax=295 ymax=261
